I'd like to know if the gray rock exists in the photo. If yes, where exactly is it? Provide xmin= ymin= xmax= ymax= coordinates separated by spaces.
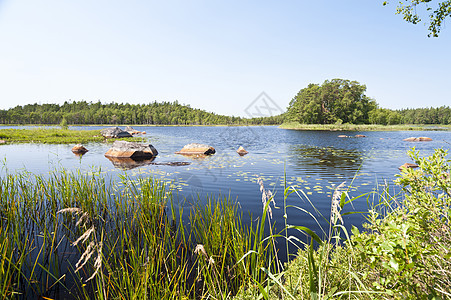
xmin=100 ymin=127 xmax=132 ymax=138
xmin=125 ymin=126 xmax=144 ymax=135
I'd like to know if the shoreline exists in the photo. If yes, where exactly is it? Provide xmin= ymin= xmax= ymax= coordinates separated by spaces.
xmin=0 ymin=123 xmax=278 ymax=128
xmin=279 ymin=122 xmax=451 ymax=131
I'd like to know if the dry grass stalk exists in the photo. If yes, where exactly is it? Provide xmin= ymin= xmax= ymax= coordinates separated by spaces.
xmin=194 ymin=244 xmax=208 ymax=258
xmin=73 ymin=226 xmax=95 ymax=246
xmin=86 ymin=242 xmax=103 ymax=282
xmin=194 ymin=244 xmax=215 ymax=266
xmin=257 ymin=177 xmax=275 ymax=219
xmin=75 ymin=241 xmax=95 ymax=272
xmin=331 ymin=181 xmax=346 ymax=224
xmin=58 ymin=207 xmax=102 ymax=282
xmin=58 ymin=207 xmax=82 ymax=214
xmin=76 ymin=212 xmax=89 ymax=226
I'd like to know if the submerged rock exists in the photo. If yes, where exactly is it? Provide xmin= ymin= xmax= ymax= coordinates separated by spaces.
xmin=71 ymin=144 xmax=88 ymax=154
xmin=398 ymin=163 xmax=419 ymax=170
xmin=100 ymin=127 xmax=133 ymax=138
xmin=175 ymin=143 xmax=216 ymax=155
xmin=403 ymin=137 xmax=432 ymax=142
xmin=105 ymin=140 xmax=158 ymax=159
xmin=236 ymin=146 xmax=248 ymax=156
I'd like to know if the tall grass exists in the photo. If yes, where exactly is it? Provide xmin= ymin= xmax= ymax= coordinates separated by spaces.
xmin=0 ymin=167 xmax=277 ymax=299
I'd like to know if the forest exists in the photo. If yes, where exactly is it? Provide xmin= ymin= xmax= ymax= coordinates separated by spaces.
xmin=1 ymin=84 xmax=450 ymax=126
xmin=0 ymin=100 xmax=284 ymax=126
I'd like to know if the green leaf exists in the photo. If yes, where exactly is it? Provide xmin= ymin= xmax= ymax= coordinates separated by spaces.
xmin=288 ymin=225 xmax=323 ymax=245
xmin=351 ymin=225 xmax=360 ymax=236
xmin=389 ymin=257 xmax=399 ymax=272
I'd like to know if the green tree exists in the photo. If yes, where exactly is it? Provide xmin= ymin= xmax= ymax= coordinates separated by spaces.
xmin=383 ymin=0 xmax=451 ymax=37
xmin=287 ymin=79 xmax=377 ymax=125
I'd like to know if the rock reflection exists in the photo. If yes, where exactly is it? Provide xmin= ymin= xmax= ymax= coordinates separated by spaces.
xmin=106 ymin=156 xmax=157 ymax=170
xmin=106 ymin=156 xmax=191 ymax=170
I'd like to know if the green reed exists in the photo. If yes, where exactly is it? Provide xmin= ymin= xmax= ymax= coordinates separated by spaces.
xmin=0 ymin=167 xmax=277 ymax=299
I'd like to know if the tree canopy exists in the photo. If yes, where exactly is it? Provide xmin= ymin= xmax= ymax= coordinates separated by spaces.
xmin=286 ymin=79 xmax=377 ymax=125
xmin=0 ymin=100 xmax=284 ymax=126
xmin=383 ymin=0 xmax=451 ymax=37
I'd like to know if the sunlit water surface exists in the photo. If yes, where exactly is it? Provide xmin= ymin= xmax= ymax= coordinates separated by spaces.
xmin=1 ymin=125 xmax=450 ymax=251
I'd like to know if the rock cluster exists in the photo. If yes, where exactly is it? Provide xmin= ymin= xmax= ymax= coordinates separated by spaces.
xmin=100 ymin=127 xmax=133 ymax=138
xmin=125 ymin=126 xmax=146 ymax=135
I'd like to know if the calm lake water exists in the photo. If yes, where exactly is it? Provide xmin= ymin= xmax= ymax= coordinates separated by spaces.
xmin=1 ymin=125 xmax=450 ymax=249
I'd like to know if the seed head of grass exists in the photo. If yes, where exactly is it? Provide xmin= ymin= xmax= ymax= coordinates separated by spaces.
xmin=194 ymin=244 xmax=208 ymax=258
xmin=257 ymin=177 xmax=276 ymax=219
xmin=331 ymin=182 xmax=346 ymax=224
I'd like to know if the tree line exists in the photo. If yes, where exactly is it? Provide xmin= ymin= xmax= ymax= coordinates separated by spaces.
xmin=286 ymin=78 xmax=451 ymax=125
xmin=369 ymin=107 xmax=451 ymax=125
xmin=2 ymin=85 xmax=449 ymax=126
xmin=0 ymin=100 xmax=284 ymax=126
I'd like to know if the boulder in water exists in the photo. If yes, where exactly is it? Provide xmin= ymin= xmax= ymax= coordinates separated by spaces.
xmin=175 ymin=143 xmax=216 ymax=155
xmin=72 ymin=144 xmax=88 ymax=154
xmin=100 ymin=127 xmax=133 ymax=138
xmin=105 ymin=140 xmax=158 ymax=159
xmin=236 ymin=146 xmax=248 ymax=156
xmin=398 ymin=163 xmax=419 ymax=170
xmin=403 ymin=137 xmax=432 ymax=142
xmin=125 ymin=126 xmax=144 ymax=135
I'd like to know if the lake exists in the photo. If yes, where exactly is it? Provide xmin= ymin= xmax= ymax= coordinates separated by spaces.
xmin=1 ymin=125 xmax=450 ymax=252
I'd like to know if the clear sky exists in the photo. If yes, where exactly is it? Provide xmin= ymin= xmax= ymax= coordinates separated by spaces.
xmin=0 ymin=0 xmax=449 ymax=116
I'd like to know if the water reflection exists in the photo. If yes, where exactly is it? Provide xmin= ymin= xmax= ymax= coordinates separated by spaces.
xmin=288 ymin=145 xmax=364 ymax=177
xmin=106 ymin=156 xmax=157 ymax=170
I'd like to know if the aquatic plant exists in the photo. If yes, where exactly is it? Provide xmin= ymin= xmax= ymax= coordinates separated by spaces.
xmin=0 ymin=167 xmax=277 ymax=299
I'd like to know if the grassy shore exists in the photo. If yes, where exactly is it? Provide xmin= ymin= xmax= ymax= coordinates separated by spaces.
xmin=0 ymin=128 xmax=140 ymax=144
xmin=280 ymin=121 xmax=451 ymax=131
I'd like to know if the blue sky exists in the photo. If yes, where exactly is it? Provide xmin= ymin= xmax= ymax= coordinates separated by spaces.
xmin=0 ymin=0 xmax=449 ymax=116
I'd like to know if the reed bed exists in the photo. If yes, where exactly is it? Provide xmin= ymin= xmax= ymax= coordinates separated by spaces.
xmin=0 ymin=168 xmax=277 ymax=299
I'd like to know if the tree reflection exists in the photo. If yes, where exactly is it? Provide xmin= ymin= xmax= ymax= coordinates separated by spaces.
xmin=288 ymin=145 xmax=363 ymax=177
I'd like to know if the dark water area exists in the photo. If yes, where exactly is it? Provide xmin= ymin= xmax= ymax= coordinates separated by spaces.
xmin=1 ymin=125 xmax=451 ymax=256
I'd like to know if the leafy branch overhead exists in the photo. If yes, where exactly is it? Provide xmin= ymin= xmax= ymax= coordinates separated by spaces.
xmin=383 ymin=0 xmax=451 ymax=37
